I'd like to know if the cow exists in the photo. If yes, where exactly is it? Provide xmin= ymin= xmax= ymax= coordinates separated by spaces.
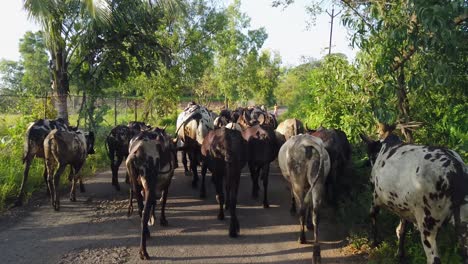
xmin=175 ymin=103 xmax=214 ymax=188
xmin=360 ymin=133 xmax=468 ymax=264
xmin=275 ymin=118 xmax=305 ymax=147
xmin=213 ymin=109 xmax=232 ymax=129
xmin=200 ymin=127 xmax=248 ymax=237
xmin=126 ymin=128 xmax=175 ymax=260
xmin=16 ymin=118 xmax=69 ymax=206
xmin=307 ymin=127 xmax=352 ymax=205
xmin=106 ymin=122 xmax=151 ymax=191
xmin=44 ymin=128 xmax=95 ymax=211
xmin=235 ymin=107 xmax=277 ymax=130
xmin=278 ymin=134 xmax=331 ymax=264
xmin=241 ymin=124 xmax=279 ymax=208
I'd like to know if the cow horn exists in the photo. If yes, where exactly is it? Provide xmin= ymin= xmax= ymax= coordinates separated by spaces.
xmin=162 ymin=124 xmax=167 ymax=131
xmin=305 ymin=123 xmax=309 ymax=131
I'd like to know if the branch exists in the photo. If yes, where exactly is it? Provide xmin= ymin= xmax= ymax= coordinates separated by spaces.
xmin=454 ymin=13 xmax=468 ymax=25
xmin=391 ymin=46 xmax=416 ymax=71
xmin=340 ymin=0 xmax=375 ymax=31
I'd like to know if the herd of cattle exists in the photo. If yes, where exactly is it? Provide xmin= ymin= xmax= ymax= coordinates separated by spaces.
xmin=15 ymin=103 xmax=467 ymax=264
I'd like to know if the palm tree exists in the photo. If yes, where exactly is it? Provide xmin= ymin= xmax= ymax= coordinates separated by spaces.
xmin=23 ymin=0 xmax=109 ymax=122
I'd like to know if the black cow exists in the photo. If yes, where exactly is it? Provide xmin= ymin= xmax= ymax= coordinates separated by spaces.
xmin=241 ymin=124 xmax=279 ymax=208
xmin=16 ymin=118 xmax=69 ymax=206
xmin=201 ymin=127 xmax=248 ymax=237
xmin=106 ymin=122 xmax=150 ymax=191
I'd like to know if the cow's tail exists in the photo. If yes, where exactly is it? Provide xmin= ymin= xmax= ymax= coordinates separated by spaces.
xmin=304 ymin=145 xmax=324 ymax=205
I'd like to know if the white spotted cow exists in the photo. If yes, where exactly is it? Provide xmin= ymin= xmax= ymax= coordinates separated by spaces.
xmin=278 ymin=134 xmax=331 ymax=264
xmin=361 ymin=134 xmax=468 ymax=264
xmin=16 ymin=118 xmax=69 ymax=206
xmin=175 ymin=102 xmax=214 ymax=189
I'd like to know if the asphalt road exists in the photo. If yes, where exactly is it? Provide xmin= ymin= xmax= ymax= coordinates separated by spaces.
xmin=0 ymin=157 xmax=365 ymax=264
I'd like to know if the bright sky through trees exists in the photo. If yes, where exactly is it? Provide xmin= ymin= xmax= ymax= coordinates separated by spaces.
xmin=0 ymin=0 xmax=356 ymax=66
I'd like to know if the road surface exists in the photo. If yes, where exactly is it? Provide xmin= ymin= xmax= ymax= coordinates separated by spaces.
xmin=0 ymin=158 xmax=365 ymax=264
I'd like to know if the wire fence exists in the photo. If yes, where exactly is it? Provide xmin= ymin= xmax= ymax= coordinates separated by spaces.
xmin=0 ymin=93 xmax=150 ymax=127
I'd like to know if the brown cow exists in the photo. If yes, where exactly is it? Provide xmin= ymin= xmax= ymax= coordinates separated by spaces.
xmin=126 ymin=128 xmax=175 ymax=260
xmin=201 ymin=127 xmax=248 ymax=237
xmin=44 ymin=128 xmax=95 ymax=211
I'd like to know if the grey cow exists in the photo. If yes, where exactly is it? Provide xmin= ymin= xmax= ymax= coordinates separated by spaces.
xmin=278 ymin=134 xmax=330 ymax=264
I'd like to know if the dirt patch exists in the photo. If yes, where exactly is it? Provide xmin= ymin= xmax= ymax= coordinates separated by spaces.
xmin=58 ymin=246 xmax=130 ymax=264
xmin=91 ymin=199 xmax=129 ymax=223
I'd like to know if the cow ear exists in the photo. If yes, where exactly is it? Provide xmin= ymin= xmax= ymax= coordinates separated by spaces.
xmin=258 ymin=114 xmax=265 ymax=125
xmin=360 ymin=133 xmax=373 ymax=144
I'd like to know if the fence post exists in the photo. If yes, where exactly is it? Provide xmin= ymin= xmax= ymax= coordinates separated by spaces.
xmin=114 ymin=95 xmax=117 ymax=126
xmin=43 ymin=92 xmax=47 ymax=119
xmin=134 ymin=99 xmax=137 ymax=121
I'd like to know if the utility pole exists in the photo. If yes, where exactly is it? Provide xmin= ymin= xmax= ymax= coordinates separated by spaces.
xmin=326 ymin=6 xmax=341 ymax=55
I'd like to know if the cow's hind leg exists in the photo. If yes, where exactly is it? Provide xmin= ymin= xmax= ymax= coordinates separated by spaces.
xmin=15 ymin=158 xmax=33 ymax=207
xmin=182 ymin=150 xmax=191 ymax=177
xmin=453 ymin=205 xmax=467 ymax=263
xmin=369 ymin=198 xmax=380 ymax=247
xmin=249 ymin=163 xmax=260 ymax=199
xmin=42 ymin=163 xmax=50 ymax=196
xmin=160 ymin=187 xmax=169 ymax=226
xmin=52 ymin=164 xmax=67 ymax=211
xmin=112 ymin=154 xmax=124 ymax=191
xmin=215 ymin=173 xmax=225 ymax=220
xmin=139 ymin=190 xmax=153 ymax=260
xmin=261 ymin=164 xmax=270 ymax=208
xmin=290 ymin=191 xmax=297 ymax=216
xmin=395 ymin=219 xmax=408 ymax=262
xmin=228 ymin=167 xmax=240 ymax=237
xmin=190 ymin=151 xmax=199 ymax=188
xmin=200 ymin=162 xmax=208 ymax=198
xmin=417 ymin=221 xmax=441 ymax=264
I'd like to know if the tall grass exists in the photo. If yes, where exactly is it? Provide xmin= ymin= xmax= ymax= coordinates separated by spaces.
xmin=0 ymin=109 xmax=178 ymax=210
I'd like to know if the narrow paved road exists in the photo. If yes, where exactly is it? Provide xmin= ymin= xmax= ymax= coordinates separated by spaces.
xmin=0 ymin=158 xmax=364 ymax=264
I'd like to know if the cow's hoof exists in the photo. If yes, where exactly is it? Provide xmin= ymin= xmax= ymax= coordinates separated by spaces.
xmin=184 ymin=171 xmax=192 ymax=177
xmin=139 ymin=250 xmax=150 ymax=260
xmin=70 ymin=197 xmax=76 ymax=202
xmin=229 ymin=229 xmax=238 ymax=238
xmin=299 ymin=235 xmax=306 ymax=244
xmin=263 ymin=202 xmax=270 ymax=208
xmin=217 ymin=212 xmax=224 ymax=220
xmin=160 ymin=218 xmax=168 ymax=226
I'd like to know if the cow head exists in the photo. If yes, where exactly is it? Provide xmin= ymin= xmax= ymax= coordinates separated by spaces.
xmin=360 ymin=134 xmax=381 ymax=166
xmin=85 ymin=131 xmax=96 ymax=155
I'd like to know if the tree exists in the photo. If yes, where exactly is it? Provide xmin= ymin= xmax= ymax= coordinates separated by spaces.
xmin=0 ymin=60 xmax=24 ymax=95
xmin=19 ymin=31 xmax=50 ymax=96
xmin=23 ymin=0 xmax=111 ymax=122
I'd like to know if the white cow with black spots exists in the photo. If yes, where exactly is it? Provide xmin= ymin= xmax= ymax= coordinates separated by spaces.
xmin=175 ymin=102 xmax=214 ymax=189
xmin=361 ymin=134 xmax=468 ymax=264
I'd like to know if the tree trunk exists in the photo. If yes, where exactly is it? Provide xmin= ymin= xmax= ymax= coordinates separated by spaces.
xmin=396 ymin=67 xmax=413 ymax=143
xmin=50 ymin=47 xmax=70 ymax=123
